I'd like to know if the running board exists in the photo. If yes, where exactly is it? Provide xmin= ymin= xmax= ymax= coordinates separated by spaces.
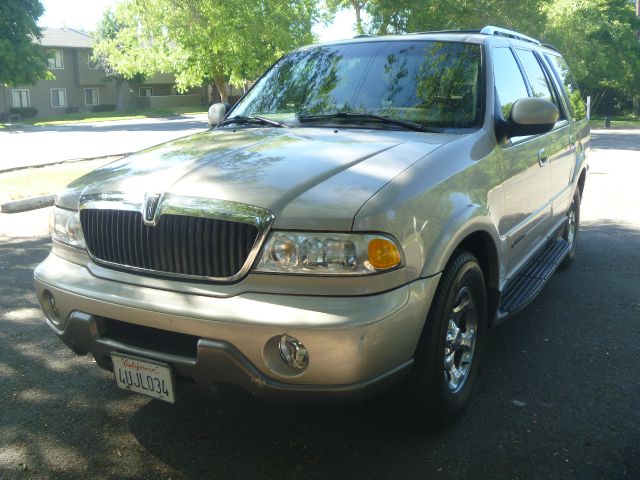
xmin=497 ymin=239 xmax=570 ymax=321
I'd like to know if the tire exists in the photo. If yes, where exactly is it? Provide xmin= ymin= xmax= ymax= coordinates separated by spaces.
xmin=407 ymin=250 xmax=487 ymax=427
xmin=559 ymin=188 xmax=581 ymax=269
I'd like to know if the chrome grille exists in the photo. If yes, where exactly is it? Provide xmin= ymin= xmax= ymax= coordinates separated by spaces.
xmin=80 ymin=209 xmax=259 ymax=278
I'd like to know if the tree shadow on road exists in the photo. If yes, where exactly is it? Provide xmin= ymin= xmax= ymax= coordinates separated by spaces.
xmin=591 ymin=131 xmax=640 ymax=152
xmin=11 ymin=119 xmax=207 ymax=135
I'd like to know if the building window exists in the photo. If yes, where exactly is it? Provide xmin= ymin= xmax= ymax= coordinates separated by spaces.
xmin=88 ymin=51 xmax=98 ymax=69
xmin=139 ymin=87 xmax=153 ymax=97
xmin=11 ymin=89 xmax=30 ymax=108
xmin=84 ymin=88 xmax=99 ymax=106
xmin=48 ymin=50 xmax=64 ymax=69
xmin=51 ymin=88 xmax=67 ymax=108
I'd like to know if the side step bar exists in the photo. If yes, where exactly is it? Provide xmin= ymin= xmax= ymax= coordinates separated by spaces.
xmin=497 ymin=239 xmax=570 ymax=321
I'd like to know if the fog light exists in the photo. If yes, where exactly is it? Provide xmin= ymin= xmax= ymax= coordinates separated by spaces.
xmin=278 ymin=335 xmax=309 ymax=370
xmin=42 ymin=290 xmax=60 ymax=324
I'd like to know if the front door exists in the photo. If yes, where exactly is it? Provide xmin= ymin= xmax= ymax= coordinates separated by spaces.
xmin=492 ymin=46 xmax=552 ymax=277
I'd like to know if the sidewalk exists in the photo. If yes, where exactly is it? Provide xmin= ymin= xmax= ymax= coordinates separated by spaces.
xmin=0 ymin=113 xmax=208 ymax=172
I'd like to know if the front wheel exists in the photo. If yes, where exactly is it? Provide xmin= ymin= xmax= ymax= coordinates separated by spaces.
xmin=407 ymin=250 xmax=487 ymax=427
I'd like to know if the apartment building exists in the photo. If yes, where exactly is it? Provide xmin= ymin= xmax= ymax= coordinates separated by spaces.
xmin=0 ymin=27 xmax=206 ymax=120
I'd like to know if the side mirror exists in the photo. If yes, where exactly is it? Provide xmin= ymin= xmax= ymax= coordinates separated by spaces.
xmin=208 ymin=103 xmax=230 ymax=126
xmin=496 ymin=97 xmax=559 ymax=141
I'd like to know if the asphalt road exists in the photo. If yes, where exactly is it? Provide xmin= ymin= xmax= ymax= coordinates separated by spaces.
xmin=0 ymin=130 xmax=638 ymax=479
xmin=0 ymin=114 xmax=209 ymax=172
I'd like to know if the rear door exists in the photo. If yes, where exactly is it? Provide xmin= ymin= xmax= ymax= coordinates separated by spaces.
xmin=544 ymin=53 xmax=589 ymax=223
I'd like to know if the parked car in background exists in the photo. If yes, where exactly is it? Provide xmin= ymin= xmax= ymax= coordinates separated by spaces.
xmin=35 ymin=26 xmax=589 ymax=426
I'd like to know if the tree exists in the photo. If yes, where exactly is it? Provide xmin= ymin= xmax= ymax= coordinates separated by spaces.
xmin=92 ymin=7 xmax=151 ymax=111
xmin=542 ymin=0 xmax=640 ymax=110
xmin=0 ymin=0 xmax=51 ymax=86
xmin=326 ymin=0 xmax=369 ymax=34
xmin=114 ymin=0 xmax=319 ymax=103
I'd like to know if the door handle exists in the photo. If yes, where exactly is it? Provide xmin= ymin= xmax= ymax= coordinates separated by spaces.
xmin=538 ymin=148 xmax=549 ymax=167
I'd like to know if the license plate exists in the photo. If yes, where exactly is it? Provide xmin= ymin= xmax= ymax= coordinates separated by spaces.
xmin=111 ymin=353 xmax=175 ymax=403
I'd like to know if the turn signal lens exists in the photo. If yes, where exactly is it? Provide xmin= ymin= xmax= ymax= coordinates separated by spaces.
xmin=368 ymin=238 xmax=401 ymax=270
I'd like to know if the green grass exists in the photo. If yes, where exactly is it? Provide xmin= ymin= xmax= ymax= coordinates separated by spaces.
xmin=0 ymin=158 xmax=119 ymax=203
xmin=2 ymin=106 xmax=207 ymax=128
xmin=590 ymin=115 xmax=640 ymax=129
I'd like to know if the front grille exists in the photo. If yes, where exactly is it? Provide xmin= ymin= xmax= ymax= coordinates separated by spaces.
xmin=80 ymin=209 xmax=259 ymax=278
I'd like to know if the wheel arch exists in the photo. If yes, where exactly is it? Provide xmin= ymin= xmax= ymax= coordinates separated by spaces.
xmin=422 ymin=209 xmax=502 ymax=326
xmin=577 ymin=167 xmax=587 ymax=198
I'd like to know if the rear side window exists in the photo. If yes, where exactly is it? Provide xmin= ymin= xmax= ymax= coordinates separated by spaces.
xmin=545 ymin=54 xmax=587 ymax=120
xmin=492 ymin=47 xmax=529 ymax=119
xmin=515 ymin=49 xmax=564 ymax=120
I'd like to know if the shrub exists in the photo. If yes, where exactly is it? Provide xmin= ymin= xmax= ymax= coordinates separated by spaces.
xmin=10 ymin=107 xmax=38 ymax=119
xmin=92 ymin=104 xmax=117 ymax=112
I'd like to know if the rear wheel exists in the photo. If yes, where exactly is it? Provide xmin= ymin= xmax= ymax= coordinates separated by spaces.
xmin=407 ymin=250 xmax=487 ymax=427
xmin=559 ymin=189 xmax=581 ymax=269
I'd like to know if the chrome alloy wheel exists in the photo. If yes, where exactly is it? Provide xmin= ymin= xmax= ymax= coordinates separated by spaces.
xmin=443 ymin=286 xmax=478 ymax=393
xmin=566 ymin=202 xmax=577 ymax=247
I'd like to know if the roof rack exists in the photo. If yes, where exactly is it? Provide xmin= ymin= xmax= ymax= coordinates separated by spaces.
xmin=408 ymin=29 xmax=481 ymax=35
xmin=542 ymin=43 xmax=560 ymax=52
xmin=352 ymin=34 xmax=371 ymax=38
xmin=480 ymin=26 xmax=541 ymax=45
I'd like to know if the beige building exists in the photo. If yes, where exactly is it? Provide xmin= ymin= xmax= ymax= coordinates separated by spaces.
xmin=0 ymin=27 xmax=206 ymax=120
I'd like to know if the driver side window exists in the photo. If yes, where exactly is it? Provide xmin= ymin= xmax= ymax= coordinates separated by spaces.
xmin=492 ymin=47 xmax=529 ymax=119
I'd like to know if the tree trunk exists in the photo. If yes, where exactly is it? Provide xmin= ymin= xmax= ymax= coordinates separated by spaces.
xmin=115 ymin=79 xmax=125 ymax=112
xmin=213 ymin=74 xmax=229 ymax=104
xmin=353 ymin=3 xmax=363 ymax=34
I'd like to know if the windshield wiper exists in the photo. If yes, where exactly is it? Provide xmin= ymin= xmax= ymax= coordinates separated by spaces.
xmin=297 ymin=112 xmax=438 ymax=132
xmin=216 ymin=115 xmax=289 ymax=128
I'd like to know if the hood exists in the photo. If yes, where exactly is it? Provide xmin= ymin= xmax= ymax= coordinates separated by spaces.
xmin=57 ymin=127 xmax=455 ymax=230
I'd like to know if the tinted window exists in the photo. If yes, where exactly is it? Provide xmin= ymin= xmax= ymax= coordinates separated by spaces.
xmin=233 ymin=41 xmax=482 ymax=128
xmin=545 ymin=54 xmax=587 ymax=120
xmin=516 ymin=49 xmax=563 ymax=119
xmin=516 ymin=50 xmax=554 ymax=102
xmin=492 ymin=47 xmax=529 ymax=119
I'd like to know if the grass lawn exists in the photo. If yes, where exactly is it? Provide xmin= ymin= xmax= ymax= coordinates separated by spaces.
xmin=1 ymin=106 xmax=207 ymax=128
xmin=0 ymin=157 xmax=119 ymax=204
xmin=589 ymin=115 xmax=640 ymax=129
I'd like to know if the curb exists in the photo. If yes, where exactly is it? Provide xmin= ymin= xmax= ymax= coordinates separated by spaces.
xmin=1 ymin=194 xmax=55 ymax=214
xmin=0 ymin=153 xmax=128 ymax=175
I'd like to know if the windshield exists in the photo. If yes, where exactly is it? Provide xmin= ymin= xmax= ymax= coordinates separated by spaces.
xmin=231 ymin=41 xmax=482 ymax=129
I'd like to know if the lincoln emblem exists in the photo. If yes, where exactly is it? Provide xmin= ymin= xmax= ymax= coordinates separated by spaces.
xmin=143 ymin=193 xmax=162 ymax=224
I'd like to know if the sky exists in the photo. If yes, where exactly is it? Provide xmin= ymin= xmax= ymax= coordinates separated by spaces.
xmin=37 ymin=0 xmax=359 ymax=43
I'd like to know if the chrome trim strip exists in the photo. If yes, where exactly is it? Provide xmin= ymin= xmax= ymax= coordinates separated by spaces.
xmin=79 ymin=192 xmax=275 ymax=283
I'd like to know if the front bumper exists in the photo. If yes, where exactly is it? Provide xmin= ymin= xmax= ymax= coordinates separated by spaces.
xmin=34 ymin=253 xmax=440 ymax=402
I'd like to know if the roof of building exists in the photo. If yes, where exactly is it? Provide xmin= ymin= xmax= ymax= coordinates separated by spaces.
xmin=40 ymin=27 xmax=93 ymax=48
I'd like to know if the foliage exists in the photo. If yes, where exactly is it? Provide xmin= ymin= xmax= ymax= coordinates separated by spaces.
xmin=542 ymin=0 xmax=640 ymax=98
xmin=91 ymin=104 xmax=117 ymax=112
xmin=0 ymin=0 xmax=52 ymax=86
xmin=92 ymin=7 xmax=153 ymax=82
xmin=9 ymin=106 xmax=38 ymax=118
xmin=106 ymin=0 xmax=319 ymax=102
xmin=92 ymin=6 xmax=150 ymax=110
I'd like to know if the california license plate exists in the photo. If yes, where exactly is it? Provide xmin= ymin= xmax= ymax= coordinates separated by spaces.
xmin=111 ymin=353 xmax=175 ymax=403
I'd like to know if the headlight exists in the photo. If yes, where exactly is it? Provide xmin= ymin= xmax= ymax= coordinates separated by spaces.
xmin=255 ymin=232 xmax=402 ymax=275
xmin=50 ymin=206 xmax=86 ymax=249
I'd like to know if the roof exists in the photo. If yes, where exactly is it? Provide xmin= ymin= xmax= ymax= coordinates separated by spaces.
xmin=313 ymin=26 xmax=544 ymax=50
xmin=40 ymin=27 xmax=93 ymax=48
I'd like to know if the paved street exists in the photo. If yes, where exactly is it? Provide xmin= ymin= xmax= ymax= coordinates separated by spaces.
xmin=0 ymin=129 xmax=638 ymax=479
xmin=0 ymin=114 xmax=208 ymax=172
